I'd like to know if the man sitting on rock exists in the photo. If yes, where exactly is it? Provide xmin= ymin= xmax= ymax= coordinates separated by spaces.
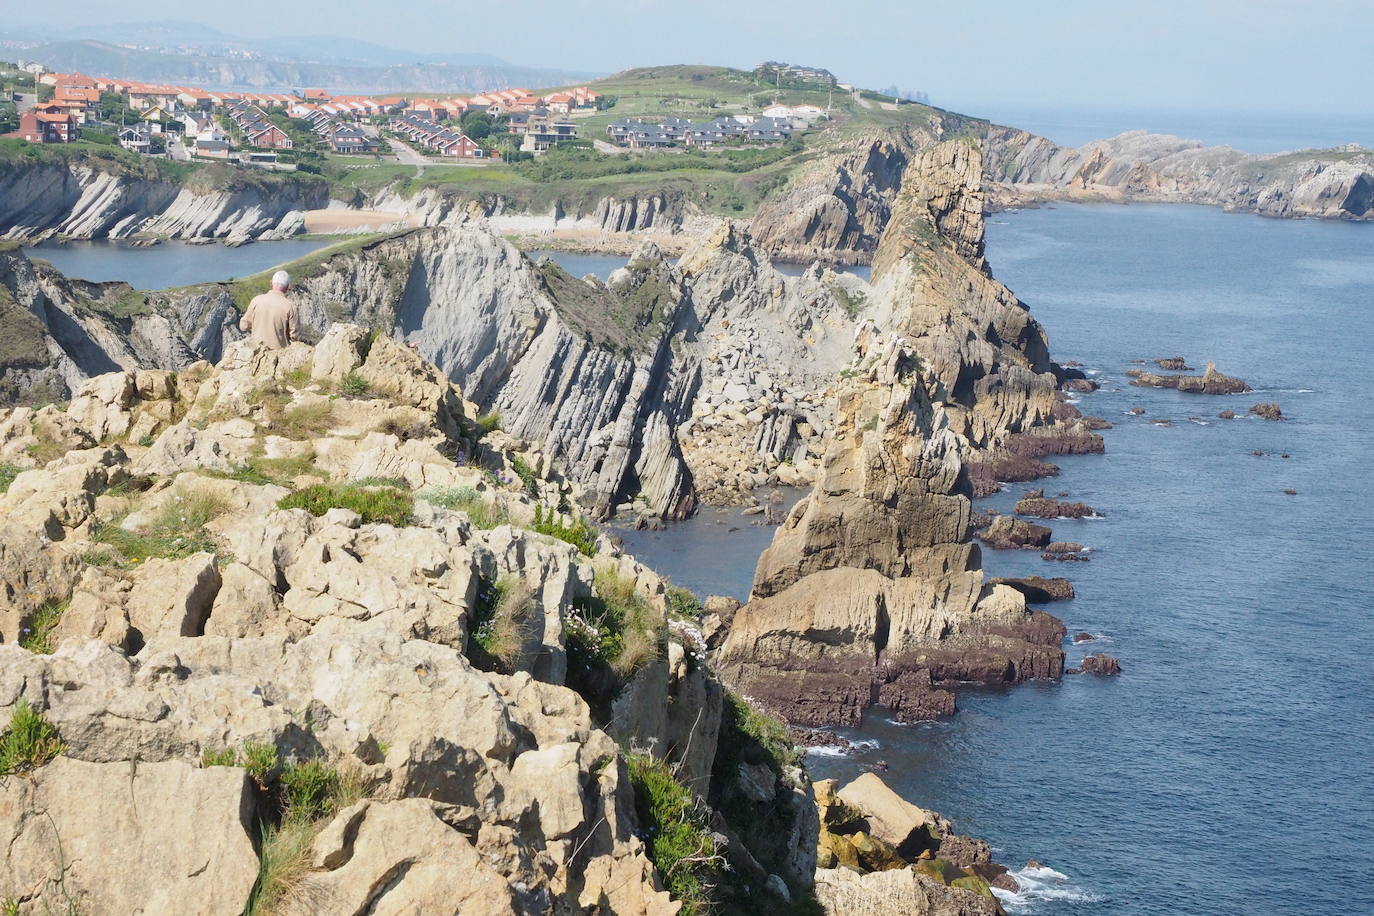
xmin=239 ymin=269 xmax=300 ymax=349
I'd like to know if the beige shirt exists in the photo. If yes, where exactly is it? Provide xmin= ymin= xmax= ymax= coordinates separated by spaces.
xmin=239 ymin=289 xmax=299 ymax=350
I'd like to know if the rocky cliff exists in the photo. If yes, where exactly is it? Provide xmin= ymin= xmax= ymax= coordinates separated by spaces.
xmin=985 ymin=127 xmax=1374 ymax=219
xmin=0 ymin=326 xmax=1006 ymax=916
xmin=713 ymin=140 xmax=1092 ymax=727
xmin=716 ymin=326 xmax=1064 ymax=725
xmin=0 ymin=247 xmax=240 ymax=406
xmin=0 ymin=161 xmax=328 ymax=242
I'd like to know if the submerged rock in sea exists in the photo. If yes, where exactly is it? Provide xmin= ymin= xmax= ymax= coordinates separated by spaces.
xmin=1129 ymin=361 xmax=1251 ymax=394
xmin=1154 ymin=356 xmax=1193 ymax=371
xmin=1250 ymin=402 xmax=1284 ymax=420
xmin=1068 ymin=653 xmax=1122 ymax=675
xmin=1015 ymin=495 xmax=1100 ymax=519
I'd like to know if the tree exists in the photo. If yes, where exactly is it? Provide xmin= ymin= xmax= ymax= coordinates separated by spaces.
xmin=460 ymin=110 xmax=493 ymax=140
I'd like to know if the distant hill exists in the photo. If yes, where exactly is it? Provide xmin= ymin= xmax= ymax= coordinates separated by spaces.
xmin=20 ymin=36 xmax=596 ymax=93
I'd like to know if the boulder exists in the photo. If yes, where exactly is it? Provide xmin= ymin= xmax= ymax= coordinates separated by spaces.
xmin=837 ymin=773 xmax=948 ymax=858
xmin=1249 ymin=402 xmax=1284 ymax=421
xmin=813 ymin=866 xmax=1002 ymax=916
xmin=0 ymin=757 xmax=258 ymax=916
xmin=303 ymin=799 xmax=518 ymax=915
xmin=978 ymin=515 xmax=1052 ymax=549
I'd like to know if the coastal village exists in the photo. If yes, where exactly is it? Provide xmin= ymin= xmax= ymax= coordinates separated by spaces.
xmin=3 ymin=65 xmax=828 ymax=168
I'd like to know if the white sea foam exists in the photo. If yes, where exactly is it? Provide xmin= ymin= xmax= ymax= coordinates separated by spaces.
xmin=993 ymin=864 xmax=1104 ymax=913
xmin=805 ymin=745 xmax=850 ymax=759
xmin=850 ymin=739 xmax=881 ymax=752
xmin=1188 ymin=418 xmax=1210 ymax=426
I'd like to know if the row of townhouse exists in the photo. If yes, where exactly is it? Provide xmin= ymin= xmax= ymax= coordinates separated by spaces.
xmin=387 ymin=114 xmax=484 ymax=158
xmin=606 ymin=115 xmax=796 ymax=149
xmin=224 ymin=99 xmax=293 ymax=150
xmin=290 ymin=104 xmax=379 ymax=154
xmin=404 ymin=86 xmax=601 ymax=122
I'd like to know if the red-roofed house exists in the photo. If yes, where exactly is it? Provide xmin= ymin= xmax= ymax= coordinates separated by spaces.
xmin=16 ymin=106 xmax=79 ymax=143
xmin=302 ymin=88 xmax=331 ymax=102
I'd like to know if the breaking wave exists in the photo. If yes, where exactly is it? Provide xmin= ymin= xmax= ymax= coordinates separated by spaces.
xmin=993 ymin=864 xmax=1104 ymax=913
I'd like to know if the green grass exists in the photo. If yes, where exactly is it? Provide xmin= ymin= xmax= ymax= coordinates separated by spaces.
xmin=475 ymin=411 xmax=502 ymax=436
xmin=19 ymin=599 xmax=67 ymax=654
xmin=0 ymin=463 xmax=20 ymax=494
xmin=203 ymin=452 xmax=317 ymax=488
xmin=201 ymin=747 xmax=239 ymax=767
xmin=0 ymin=700 xmax=65 ymax=777
xmin=532 ymin=504 xmax=598 ymax=557
xmin=628 ymin=753 xmax=720 ymax=915
xmin=565 ymin=567 xmax=664 ymax=716
xmin=278 ymin=481 xmax=414 ymax=526
xmin=339 ymin=371 xmax=371 ymax=397
xmin=92 ymin=486 xmax=228 ymax=563
xmin=666 ymin=586 xmax=704 ymax=621
xmin=419 ymin=486 xmax=511 ymax=528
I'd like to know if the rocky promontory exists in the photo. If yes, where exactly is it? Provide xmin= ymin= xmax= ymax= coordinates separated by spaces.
xmin=984 ymin=127 xmax=1374 ymax=220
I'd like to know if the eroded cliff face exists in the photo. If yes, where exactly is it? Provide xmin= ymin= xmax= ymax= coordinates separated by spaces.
xmin=985 ymin=126 xmax=1374 ymax=219
xmin=0 ymin=162 xmax=326 ymax=242
xmin=0 ymin=249 xmax=240 ymax=406
xmin=716 ymin=328 xmax=1064 ymax=726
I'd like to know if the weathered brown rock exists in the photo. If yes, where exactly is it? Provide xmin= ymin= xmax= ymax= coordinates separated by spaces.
xmin=1218 ymin=410 xmax=1237 ymax=419
xmin=989 ymin=576 xmax=1075 ymax=602
xmin=1154 ymin=357 xmax=1192 ymax=371
xmin=1249 ymin=402 xmax=1284 ymax=421
xmin=1015 ymin=496 xmax=1100 ymax=519
xmin=978 ymin=514 xmax=1052 ymax=550
xmin=1068 ymin=653 xmax=1122 ymax=675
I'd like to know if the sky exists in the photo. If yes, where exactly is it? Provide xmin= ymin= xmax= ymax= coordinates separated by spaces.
xmin=13 ymin=0 xmax=1372 ymax=119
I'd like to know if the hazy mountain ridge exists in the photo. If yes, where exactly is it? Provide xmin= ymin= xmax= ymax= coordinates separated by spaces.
xmin=11 ymin=28 xmax=596 ymax=92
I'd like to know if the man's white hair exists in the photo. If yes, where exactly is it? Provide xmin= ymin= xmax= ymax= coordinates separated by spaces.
xmin=271 ymin=270 xmax=291 ymax=290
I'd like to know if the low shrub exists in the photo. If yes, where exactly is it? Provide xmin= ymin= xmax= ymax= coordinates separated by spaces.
xmin=0 ymin=700 xmax=65 ymax=776
xmin=666 ymin=586 xmax=704 ymax=621
xmin=280 ymin=759 xmax=340 ymax=820
xmin=628 ymin=753 xmax=720 ymax=915
xmin=532 ymin=505 xmax=598 ymax=557
xmin=565 ymin=568 xmax=665 ymax=717
xmin=278 ymin=481 xmax=413 ymax=526
xmin=0 ymin=463 xmax=21 ymax=493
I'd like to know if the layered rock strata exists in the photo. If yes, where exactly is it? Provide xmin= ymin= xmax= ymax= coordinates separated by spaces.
xmin=0 ymin=162 xmax=326 ymax=241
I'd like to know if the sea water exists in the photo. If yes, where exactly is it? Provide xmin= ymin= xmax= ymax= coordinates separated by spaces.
xmin=22 ymin=238 xmax=335 ymax=290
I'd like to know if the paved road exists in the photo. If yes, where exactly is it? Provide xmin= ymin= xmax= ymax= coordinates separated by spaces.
xmin=14 ymin=91 xmax=36 ymax=114
xmin=167 ymin=136 xmax=191 ymax=162
xmin=389 ymin=137 xmax=428 ymax=173
xmin=851 ymin=89 xmax=873 ymax=109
